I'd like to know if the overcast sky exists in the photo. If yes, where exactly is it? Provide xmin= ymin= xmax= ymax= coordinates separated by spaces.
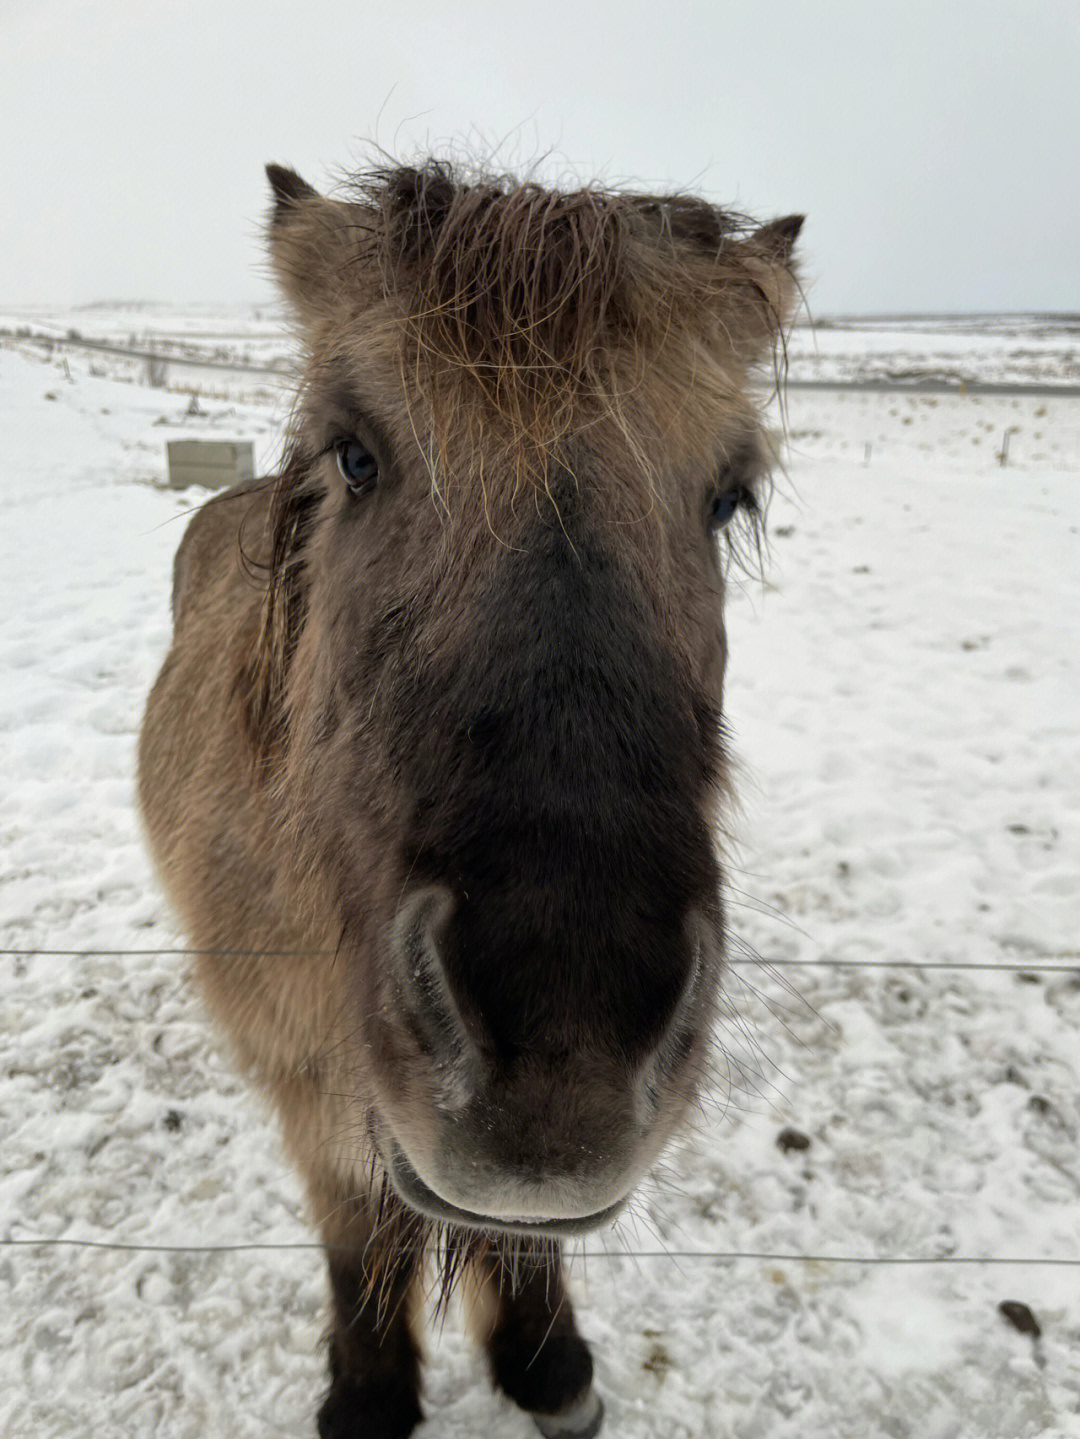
xmin=3 ymin=0 xmax=1077 ymax=314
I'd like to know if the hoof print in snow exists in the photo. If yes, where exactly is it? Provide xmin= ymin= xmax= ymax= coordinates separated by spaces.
xmin=998 ymin=1300 xmax=1041 ymax=1339
xmin=776 ymin=1127 xmax=811 ymax=1154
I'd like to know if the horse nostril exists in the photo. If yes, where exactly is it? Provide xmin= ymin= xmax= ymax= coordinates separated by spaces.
xmin=393 ymin=885 xmax=456 ymax=965
xmin=635 ymin=911 xmax=712 ymax=1120
xmin=390 ymin=886 xmax=478 ymax=1109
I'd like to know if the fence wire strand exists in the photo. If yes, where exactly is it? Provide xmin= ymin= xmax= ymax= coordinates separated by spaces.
xmin=2 ymin=947 xmax=1078 ymax=972
xmin=2 ymin=1235 xmax=1078 ymax=1264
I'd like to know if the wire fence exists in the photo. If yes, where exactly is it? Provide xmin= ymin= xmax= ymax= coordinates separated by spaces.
xmin=2 ymin=947 xmax=1078 ymax=972
xmin=2 ymin=1236 xmax=1078 ymax=1265
xmin=3 ymin=944 xmax=1077 ymax=1268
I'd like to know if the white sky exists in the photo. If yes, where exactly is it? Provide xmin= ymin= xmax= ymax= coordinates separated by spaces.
xmin=2 ymin=0 xmax=1078 ymax=314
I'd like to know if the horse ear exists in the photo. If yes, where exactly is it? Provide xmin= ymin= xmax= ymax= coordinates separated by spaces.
xmin=723 ymin=213 xmax=804 ymax=361
xmin=750 ymin=214 xmax=804 ymax=267
xmin=266 ymin=164 xmax=318 ymax=224
xmin=264 ymin=164 xmax=356 ymax=324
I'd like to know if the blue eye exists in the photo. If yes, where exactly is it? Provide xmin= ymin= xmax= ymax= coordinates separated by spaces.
xmin=708 ymin=486 xmax=749 ymax=533
xmin=335 ymin=439 xmax=379 ymax=496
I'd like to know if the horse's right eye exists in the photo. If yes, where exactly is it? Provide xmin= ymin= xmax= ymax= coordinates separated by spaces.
xmin=707 ymin=484 xmax=754 ymax=534
xmin=335 ymin=439 xmax=379 ymax=496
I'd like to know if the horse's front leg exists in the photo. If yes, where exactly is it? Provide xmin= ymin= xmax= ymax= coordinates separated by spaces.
xmin=309 ymin=1170 xmax=426 ymax=1439
xmin=469 ymin=1239 xmax=604 ymax=1439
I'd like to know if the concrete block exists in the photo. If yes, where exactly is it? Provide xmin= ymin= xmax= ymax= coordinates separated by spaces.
xmin=166 ymin=439 xmax=255 ymax=490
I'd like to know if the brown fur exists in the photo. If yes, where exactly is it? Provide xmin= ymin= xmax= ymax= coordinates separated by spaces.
xmin=139 ymin=157 xmax=801 ymax=1437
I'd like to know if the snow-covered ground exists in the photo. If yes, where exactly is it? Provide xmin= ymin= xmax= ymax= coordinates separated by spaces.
xmin=785 ymin=314 xmax=1080 ymax=389
xmin=2 ymin=321 xmax=1079 ymax=1438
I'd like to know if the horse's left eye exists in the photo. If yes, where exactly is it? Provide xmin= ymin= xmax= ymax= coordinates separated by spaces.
xmin=708 ymin=485 xmax=750 ymax=533
xmin=335 ymin=439 xmax=379 ymax=496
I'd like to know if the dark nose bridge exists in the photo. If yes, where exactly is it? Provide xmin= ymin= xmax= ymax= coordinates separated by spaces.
xmin=404 ymin=526 xmax=711 ymax=1052
xmin=414 ymin=522 xmax=700 ymax=867
xmin=456 ymin=523 xmax=694 ymax=808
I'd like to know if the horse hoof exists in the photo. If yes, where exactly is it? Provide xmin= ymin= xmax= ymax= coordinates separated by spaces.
xmin=533 ymin=1387 xmax=604 ymax=1439
xmin=316 ymin=1375 xmax=423 ymax=1439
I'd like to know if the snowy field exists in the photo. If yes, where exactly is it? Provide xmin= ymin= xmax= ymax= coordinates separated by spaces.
xmin=2 ymin=319 xmax=1079 ymax=1438
xmin=784 ymin=313 xmax=1080 ymax=390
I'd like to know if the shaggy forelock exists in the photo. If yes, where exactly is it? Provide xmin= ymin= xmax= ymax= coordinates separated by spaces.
xmin=338 ymin=162 xmax=765 ymax=458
